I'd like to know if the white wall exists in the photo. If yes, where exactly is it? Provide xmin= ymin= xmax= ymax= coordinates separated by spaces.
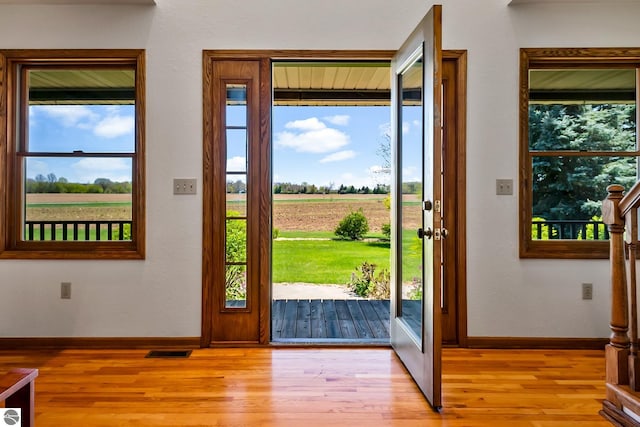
xmin=0 ymin=0 xmax=638 ymax=338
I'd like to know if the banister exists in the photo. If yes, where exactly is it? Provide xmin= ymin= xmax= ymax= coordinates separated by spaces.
xmin=619 ymin=179 xmax=640 ymax=217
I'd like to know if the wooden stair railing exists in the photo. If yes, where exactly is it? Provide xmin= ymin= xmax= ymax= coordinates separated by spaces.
xmin=0 ymin=368 xmax=38 ymax=427
xmin=602 ymin=183 xmax=640 ymax=426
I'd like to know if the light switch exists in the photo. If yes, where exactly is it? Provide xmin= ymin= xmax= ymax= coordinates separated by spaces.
xmin=174 ymin=178 xmax=197 ymax=195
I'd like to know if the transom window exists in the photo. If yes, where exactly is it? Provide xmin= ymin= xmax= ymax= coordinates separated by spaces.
xmin=519 ymin=48 xmax=639 ymax=259
xmin=0 ymin=50 xmax=145 ymax=259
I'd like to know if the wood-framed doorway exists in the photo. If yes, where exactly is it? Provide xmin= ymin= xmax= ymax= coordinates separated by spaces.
xmin=201 ymin=49 xmax=467 ymax=347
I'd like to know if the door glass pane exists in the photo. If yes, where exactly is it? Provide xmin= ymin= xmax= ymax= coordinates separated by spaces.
xmin=399 ymin=56 xmax=423 ymax=340
xmin=225 ymin=218 xmax=247 ymax=308
xmin=226 ymin=84 xmax=247 ymax=127
xmin=226 ymin=129 xmax=247 ymax=172
xmin=226 ymin=173 xmax=247 ymax=216
xmin=225 ymin=83 xmax=248 ymax=309
xmin=226 ymin=264 xmax=247 ymax=308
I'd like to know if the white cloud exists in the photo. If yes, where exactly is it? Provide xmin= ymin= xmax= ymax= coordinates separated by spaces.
xmin=227 ymin=156 xmax=246 ymax=171
xmin=323 ymin=115 xmax=350 ymax=126
xmin=319 ymin=150 xmax=356 ymax=163
xmin=71 ymin=158 xmax=131 ymax=183
xmin=402 ymin=121 xmax=411 ymax=134
xmin=275 ymin=117 xmax=350 ymax=154
xmin=285 ymin=117 xmax=326 ymax=131
xmin=36 ymin=105 xmax=98 ymax=127
xmin=94 ymin=115 xmax=134 ymax=138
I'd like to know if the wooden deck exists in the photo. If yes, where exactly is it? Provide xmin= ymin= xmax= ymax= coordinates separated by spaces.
xmin=271 ymin=299 xmax=421 ymax=341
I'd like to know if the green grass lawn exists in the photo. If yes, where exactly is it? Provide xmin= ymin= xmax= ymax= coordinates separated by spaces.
xmin=272 ymin=229 xmax=422 ymax=284
xmin=272 ymin=238 xmax=390 ymax=284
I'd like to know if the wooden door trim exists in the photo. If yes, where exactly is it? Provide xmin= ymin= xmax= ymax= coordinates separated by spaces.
xmin=201 ymin=49 xmax=467 ymax=348
xmin=443 ymin=49 xmax=468 ymax=348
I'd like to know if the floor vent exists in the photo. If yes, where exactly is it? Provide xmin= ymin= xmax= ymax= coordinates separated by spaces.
xmin=145 ymin=350 xmax=192 ymax=358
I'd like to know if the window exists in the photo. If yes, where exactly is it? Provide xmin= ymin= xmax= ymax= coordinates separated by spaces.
xmin=520 ymin=48 xmax=639 ymax=258
xmin=0 ymin=50 xmax=145 ymax=259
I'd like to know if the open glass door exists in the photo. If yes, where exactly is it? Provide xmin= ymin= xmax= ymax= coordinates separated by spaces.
xmin=390 ymin=5 xmax=442 ymax=409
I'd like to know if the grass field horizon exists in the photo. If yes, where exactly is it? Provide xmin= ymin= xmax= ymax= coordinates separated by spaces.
xmin=23 ymin=193 xmax=421 ymax=293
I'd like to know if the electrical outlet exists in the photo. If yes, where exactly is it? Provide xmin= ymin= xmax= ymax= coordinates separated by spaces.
xmin=173 ymin=178 xmax=197 ymax=195
xmin=61 ymin=282 xmax=71 ymax=299
xmin=496 ymin=179 xmax=513 ymax=196
xmin=582 ymin=283 xmax=593 ymax=300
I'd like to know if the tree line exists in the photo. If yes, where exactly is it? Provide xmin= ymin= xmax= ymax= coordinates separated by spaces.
xmin=227 ymin=179 xmax=422 ymax=195
xmin=272 ymin=182 xmax=390 ymax=195
xmin=26 ymin=174 xmax=132 ymax=194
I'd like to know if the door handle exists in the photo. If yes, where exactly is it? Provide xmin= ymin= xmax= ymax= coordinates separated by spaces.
xmin=441 ymin=227 xmax=449 ymax=238
xmin=417 ymin=227 xmax=433 ymax=239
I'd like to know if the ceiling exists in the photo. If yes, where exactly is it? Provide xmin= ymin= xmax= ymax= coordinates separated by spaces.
xmin=529 ymin=68 xmax=636 ymax=102
xmin=22 ymin=61 xmax=637 ymax=106
xmin=273 ymin=61 xmax=391 ymax=106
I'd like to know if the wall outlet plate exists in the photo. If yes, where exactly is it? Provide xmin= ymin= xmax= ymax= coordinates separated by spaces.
xmin=173 ymin=178 xmax=197 ymax=195
xmin=582 ymin=283 xmax=593 ymax=300
xmin=496 ymin=179 xmax=513 ymax=196
xmin=61 ymin=282 xmax=71 ymax=299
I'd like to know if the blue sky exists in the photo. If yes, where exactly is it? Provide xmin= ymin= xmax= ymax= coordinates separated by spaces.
xmin=27 ymin=104 xmax=135 ymax=183
xmin=27 ymin=103 xmax=423 ymax=188
xmin=273 ymin=105 xmax=392 ymax=189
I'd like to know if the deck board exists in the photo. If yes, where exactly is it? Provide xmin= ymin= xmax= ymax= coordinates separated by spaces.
xmin=272 ymin=299 xmax=396 ymax=341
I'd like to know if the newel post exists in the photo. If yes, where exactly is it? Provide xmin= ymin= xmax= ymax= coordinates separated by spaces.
xmin=603 ymin=184 xmax=630 ymax=386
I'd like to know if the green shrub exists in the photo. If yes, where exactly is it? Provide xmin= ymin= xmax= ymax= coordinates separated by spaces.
xmin=272 ymin=227 xmax=280 ymax=239
xmin=111 ymin=223 xmax=131 ymax=240
xmin=335 ymin=208 xmax=369 ymax=240
xmin=348 ymin=261 xmax=390 ymax=299
xmin=381 ymin=222 xmax=391 ymax=239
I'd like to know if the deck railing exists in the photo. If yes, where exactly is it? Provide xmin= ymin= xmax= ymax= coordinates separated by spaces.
xmin=601 ymin=183 xmax=640 ymax=424
xmin=531 ymin=219 xmax=609 ymax=240
xmin=24 ymin=220 xmax=132 ymax=241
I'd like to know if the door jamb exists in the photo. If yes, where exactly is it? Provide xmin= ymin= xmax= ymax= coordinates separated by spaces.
xmin=201 ymin=49 xmax=467 ymax=347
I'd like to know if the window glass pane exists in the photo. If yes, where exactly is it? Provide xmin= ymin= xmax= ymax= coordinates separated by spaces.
xmin=531 ymin=155 xmax=637 ymax=240
xmin=27 ymin=69 xmax=135 ymax=153
xmin=528 ymin=103 xmax=636 ymax=152
xmin=529 ymin=69 xmax=636 ymax=152
xmin=225 ymin=264 xmax=247 ymax=308
xmin=226 ymin=129 xmax=247 ymax=172
xmin=23 ymin=157 xmax=133 ymax=242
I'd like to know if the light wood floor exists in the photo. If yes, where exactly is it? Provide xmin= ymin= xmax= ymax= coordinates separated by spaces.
xmin=0 ymin=348 xmax=608 ymax=426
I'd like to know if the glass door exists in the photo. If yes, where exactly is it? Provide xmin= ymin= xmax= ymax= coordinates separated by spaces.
xmin=390 ymin=5 xmax=443 ymax=409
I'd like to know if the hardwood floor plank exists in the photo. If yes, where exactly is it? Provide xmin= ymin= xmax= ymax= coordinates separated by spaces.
xmin=0 ymin=348 xmax=609 ymax=426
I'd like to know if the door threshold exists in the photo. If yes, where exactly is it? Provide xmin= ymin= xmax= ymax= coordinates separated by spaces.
xmin=271 ymin=338 xmax=390 ymax=347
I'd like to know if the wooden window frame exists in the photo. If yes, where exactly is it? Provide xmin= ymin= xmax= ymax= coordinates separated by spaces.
xmin=519 ymin=48 xmax=640 ymax=259
xmin=0 ymin=49 xmax=146 ymax=259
